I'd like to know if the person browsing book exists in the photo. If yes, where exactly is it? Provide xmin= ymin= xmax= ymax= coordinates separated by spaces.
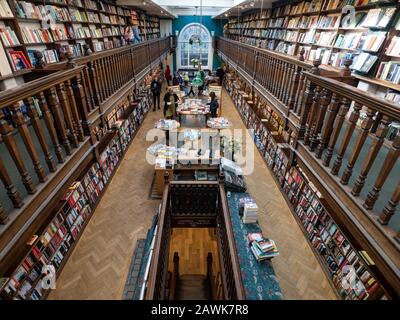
xmin=208 ymin=91 xmax=219 ymax=118
xmin=151 ymin=76 xmax=162 ymax=111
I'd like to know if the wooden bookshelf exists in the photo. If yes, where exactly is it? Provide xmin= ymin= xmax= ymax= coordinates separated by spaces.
xmin=224 ymin=69 xmax=388 ymax=300
xmin=224 ymin=0 xmax=400 ymax=103
xmin=0 ymin=0 xmax=160 ymax=81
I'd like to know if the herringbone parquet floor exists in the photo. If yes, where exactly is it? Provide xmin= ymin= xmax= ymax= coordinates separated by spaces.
xmin=48 ymin=86 xmax=336 ymax=300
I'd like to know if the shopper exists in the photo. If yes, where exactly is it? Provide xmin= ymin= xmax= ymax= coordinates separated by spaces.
xmin=151 ymin=76 xmax=161 ymax=111
xmin=165 ymin=65 xmax=172 ymax=86
xmin=172 ymin=72 xmax=179 ymax=86
xmin=216 ymin=66 xmax=225 ymax=86
xmin=208 ymin=91 xmax=219 ymax=118
xmin=124 ymin=17 xmax=141 ymax=44
xmin=163 ymin=87 xmax=179 ymax=119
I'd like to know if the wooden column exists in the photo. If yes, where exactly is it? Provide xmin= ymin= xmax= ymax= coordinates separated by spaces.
xmin=56 ymin=83 xmax=79 ymax=147
xmin=0 ymin=156 xmax=23 ymax=208
xmin=378 ymin=182 xmax=400 ymax=225
xmin=26 ymin=97 xmax=57 ymax=172
xmin=331 ymin=101 xmax=362 ymax=176
xmin=323 ymin=97 xmax=350 ymax=167
xmin=352 ymin=116 xmax=390 ymax=196
xmin=364 ymin=135 xmax=400 ymax=210
xmin=341 ymin=107 xmax=375 ymax=185
xmin=310 ymin=89 xmax=331 ymax=151
xmin=37 ymin=91 xmax=64 ymax=163
xmin=298 ymin=80 xmax=317 ymax=140
xmin=303 ymin=85 xmax=321 ymax=146
xmin=0 ymin=117 xmax=36 ymax=194
xmin=12 ymin=107 xmax=46 ymax=183
xmin=65 ymin=79 xmax=85 ymax=141
xmin=315 ymin=93 xmax=340 ymax=159
xmin=0 ymin=201 xmax=8 ymax=224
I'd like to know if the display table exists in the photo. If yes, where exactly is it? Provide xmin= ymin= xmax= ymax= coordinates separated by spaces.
xmin=177 ymin=99 xmax=210 ymax=126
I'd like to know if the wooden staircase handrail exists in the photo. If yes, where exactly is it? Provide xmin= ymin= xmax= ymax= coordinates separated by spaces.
xmin=145 ymin=183 xmax=170 ymax=300
xmin=218 ymin=184 xmax=246 ymax=300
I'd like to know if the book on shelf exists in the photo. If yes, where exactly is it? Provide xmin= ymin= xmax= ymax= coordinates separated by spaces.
xmin=361 ymin=7 xmax=396 ymax=29
xmin=351 ymin=52 xmax=378 ymax=73
xmin=376 ymin=61 xmax=400 ymax=84
xmin=0 ymin=27 xmax=21 ymax=46
xmin=0 ymin=0 xmax=13 ymax=18
xmin=385 ymin=36 xmax=400 ymax=57
xmin=7 ymin=50 xmax=31 ymax=71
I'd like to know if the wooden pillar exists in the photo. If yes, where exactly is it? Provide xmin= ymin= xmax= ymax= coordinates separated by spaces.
xmin=352 ymin=116 xmax=390 ymax=196
xmin=341 ymin=107 xmax=375 ymax=185
xmin=26 ymin=97 xmax=57 ymax=172
xmin=378 ymin=182 xmax=400 ymax=225
xmin=12 ymin=106 xmax=46 ymax=183
xmin=364 ymin=135 xmax=400 ymax=210
xmin=0 ymin=117 xmax=36 ymax=194
xmin=0 ymin=156 xmax=23 ymax=208
xmin=0 ymin=201 xmax=8 ymax=224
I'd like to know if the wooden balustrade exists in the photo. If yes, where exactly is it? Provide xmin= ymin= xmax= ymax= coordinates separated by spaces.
xmin=299 ymin=72 xmax=400 ymax=230
xmin=145 ymin=181 xmax=245 ymax=300
xmin=0 ymin=67 xmax=88 ymax=216
xmin=0 ymin=37 xmax=172 ymax=221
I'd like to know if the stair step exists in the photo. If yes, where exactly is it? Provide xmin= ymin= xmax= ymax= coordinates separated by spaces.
xmin=176 ymin=274 xmax=211 ymax=300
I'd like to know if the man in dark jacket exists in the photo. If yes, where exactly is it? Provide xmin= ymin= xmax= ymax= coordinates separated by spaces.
xmin=151 ymin=76 xmax=161 ymax=111
xmin=216 ymin=67 xmax=225 ymax=86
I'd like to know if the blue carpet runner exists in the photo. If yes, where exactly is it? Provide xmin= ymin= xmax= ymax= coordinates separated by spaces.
xmin=226 ymin=191 xmax=283 ymax=300
xmin=123 ymin=214 xmax=158 ymax=300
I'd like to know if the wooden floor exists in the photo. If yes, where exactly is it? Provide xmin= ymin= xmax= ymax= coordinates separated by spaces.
xmin=168 ymin=228 xmax=219 ymax=276
xmin=48 ymin=86 xmax=336 ymax=300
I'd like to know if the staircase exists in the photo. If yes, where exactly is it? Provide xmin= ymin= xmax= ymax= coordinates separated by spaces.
xmin=176 ymin=275 xmax=212 ymax=300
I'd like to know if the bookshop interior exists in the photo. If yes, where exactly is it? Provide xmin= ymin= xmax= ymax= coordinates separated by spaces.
xmin=0 ymin=0 xmax=399 ymax=302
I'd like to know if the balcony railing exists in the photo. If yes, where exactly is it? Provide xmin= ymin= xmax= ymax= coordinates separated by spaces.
xmin=0 ymin=37 xmax=172 ymax=223
xmin=216 ymin=36 xmax=400 ymax=298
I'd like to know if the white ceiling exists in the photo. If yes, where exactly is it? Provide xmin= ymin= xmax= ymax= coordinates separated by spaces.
xmin=117 ymin=0 xmax=276 ymax=19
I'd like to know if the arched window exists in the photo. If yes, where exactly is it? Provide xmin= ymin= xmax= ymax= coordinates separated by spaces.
xmin=177 ymin=23 xmax=213 ymax=70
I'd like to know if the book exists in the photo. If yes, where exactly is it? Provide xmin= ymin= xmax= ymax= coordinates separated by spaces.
xmin=7 ymin=50 xmax=31 ymax=71
xmin=0 ymin=0 xmax=13 ymax=17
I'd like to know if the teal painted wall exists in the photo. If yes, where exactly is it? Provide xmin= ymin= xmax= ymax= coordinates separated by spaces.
xmin=171 ymin=16 xmax=226 ymax=71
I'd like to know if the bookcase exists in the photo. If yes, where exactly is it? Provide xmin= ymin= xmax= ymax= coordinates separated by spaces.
xmin=0 ymin=67 xmax=154 ymax=299
xmin=0 ymin=0 xmax=161 ymax=81
xmin=223 ymin=69 xmax=387 ymax=300
xmin=0 ymin=181 xmax=92 ymax=300
xmin=284 ymin=165 xmax=386 ymax=300
xmin=224 ymin=0 xmax=400 ymax=105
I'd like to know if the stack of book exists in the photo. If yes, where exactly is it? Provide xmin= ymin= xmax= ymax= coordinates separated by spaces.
xmin=242 ymin=200 xmax=258 ymax=224
xmin=248 ymin=233 xmax=279 ymax=261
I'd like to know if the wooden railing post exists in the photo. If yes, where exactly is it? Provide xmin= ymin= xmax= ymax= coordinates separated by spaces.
xmin=341 ymin=107 xmax=375 ymax=185
xmin=331 ymin=102 xmax=362 ymax=176
xmin=364 ymin=135 xmax=400 ymax=210
xmin=378 ymin=182 xmax=400 ymax=225
xmin=37 ymin=91 xmax=65 ymax=163
xmin=0 ymin=201 xmax=8 ymax=224
xmin=0 ymin=156 xmax=23 ymax=208
xmin=11 ymin=106 xmax=46 ymax=183
xmin=315 ymin=93 xmax=340 ymax=158
xmin=323 ymin=97 xmax=351 ymax=167
xmin=26 ymin=96 xmax=57 ymax=172
xmin=352 ymin=116 xmax=390 ymax=196
xmin=0 ymin=117 xmax=36 ymax=194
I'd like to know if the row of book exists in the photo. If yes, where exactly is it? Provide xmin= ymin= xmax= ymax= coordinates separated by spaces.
xmin=225 ymin=74 xmax=387 ymax=299
xmin=0 ymin=181 xmax=92 ymax=300
xmin=0 ymin=0 xmax=12 ymax=18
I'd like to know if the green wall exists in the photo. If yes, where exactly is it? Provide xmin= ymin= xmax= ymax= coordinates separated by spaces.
xmin=171 ymin=16 xmax=226 ymax=71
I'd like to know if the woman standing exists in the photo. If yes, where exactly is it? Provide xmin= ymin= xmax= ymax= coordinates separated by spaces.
xmin=165 ymin=65 xmax=172 ymax=86
xmin=163 ymin=87 xmax=180 ymax=119
xmin=208 ymin=91 xmax=219 ymax=118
